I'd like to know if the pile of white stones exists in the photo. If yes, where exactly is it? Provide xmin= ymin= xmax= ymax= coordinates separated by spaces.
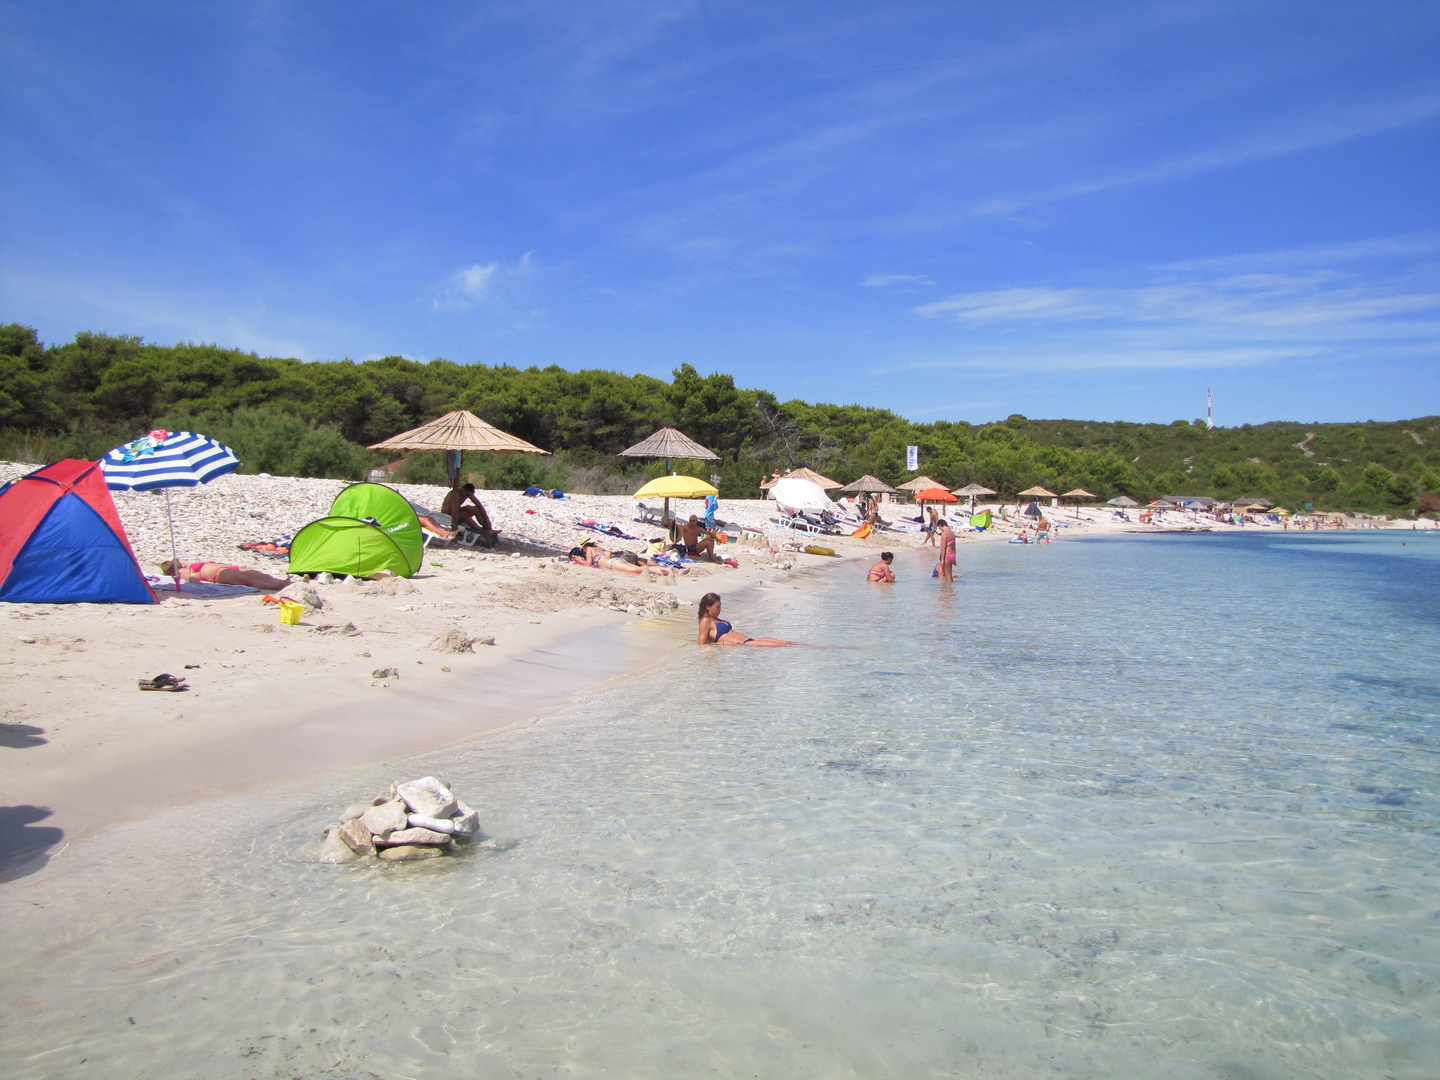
xmin=319 ymin=775 xmax=478 ymax=863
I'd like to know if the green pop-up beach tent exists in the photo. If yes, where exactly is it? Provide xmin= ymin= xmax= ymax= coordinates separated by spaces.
xmin=288 ymin=482 xmax=423 ymax=579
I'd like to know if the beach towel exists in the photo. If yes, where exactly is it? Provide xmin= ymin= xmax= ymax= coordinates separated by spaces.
xmin=577 ymin=520 xmax=641 ymax=540
xmin=238 ymin=537 xmax=292 ymax=557
xmin=145 ymin=574 xmax=256 ymax=597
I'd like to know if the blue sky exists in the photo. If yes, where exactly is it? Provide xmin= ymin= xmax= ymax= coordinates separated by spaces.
xmin=2 ymin=1 xmax=1437 ymax=425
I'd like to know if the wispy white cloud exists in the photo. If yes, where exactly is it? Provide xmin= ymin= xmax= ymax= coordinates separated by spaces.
xmin=432 ymin=254 xmax=538 ymax=312
xmin=966 ymin=90 xmax=1440 ymax=219
xmin=861 ymin=273 xmax=933 ymax=288
xmin=916 ymin=275 xmax=1440 ymax=329
xmin=1157 ymin=230 xmax=1440 ymax=274
xmin=900 ymin=234 xmax=1440 ymax=375
xmin=434 ymin=262 xmax=498 ymax=310
xmin=892 ymin=341 xmax=1326 ymax=376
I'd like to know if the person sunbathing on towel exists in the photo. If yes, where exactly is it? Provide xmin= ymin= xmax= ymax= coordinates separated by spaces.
xmin=679 ymin=516 xmax=718 ymax=562
xmin=159 ymin=560 xmax=291 ymax=591
xmin=571 ymin=541 xmax=686 ymax=578
xmin=442 ymin=482 xmax=498 ymax=545
xmin=697 ymin=593 xmax=797 ymax=647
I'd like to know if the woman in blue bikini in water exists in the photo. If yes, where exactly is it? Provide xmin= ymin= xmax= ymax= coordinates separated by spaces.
xmin=697 ymin=593 xmax=798 ymax=647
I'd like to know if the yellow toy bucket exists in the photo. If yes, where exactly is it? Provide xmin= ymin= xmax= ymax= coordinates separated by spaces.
xmin=278 ymin=598 xmax=304 ymax=625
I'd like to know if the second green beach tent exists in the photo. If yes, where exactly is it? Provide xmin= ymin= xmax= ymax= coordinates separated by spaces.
xmin=288 ymin=482 xmax=423 ymax=579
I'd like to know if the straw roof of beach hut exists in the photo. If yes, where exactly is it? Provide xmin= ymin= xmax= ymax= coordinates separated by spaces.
xmin=619 ymin=427 xmax=719 ymax=464
xmin=773 ymin=467 xmax=841 ymax=489
xmin=1059 ymin=488 xmax=1097 ymax=517
xmin=897 ymin=475 xmax=943 ymax=493
xmin=1107 ymin=495 xmax=1139 ymax=507
xmin=952 ymin=483 xmax=996 ymax=514
xmin=837 ymin=474 xmax=899 ymax=495
xmin=369 ymin=410 xmax=548 ymax=456
xmin=1017 ymin=486 xmax=1057 ymax=498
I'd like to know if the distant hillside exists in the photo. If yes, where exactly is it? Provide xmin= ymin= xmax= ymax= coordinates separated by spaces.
xmin=2 ymin=323 xmax=1436 ymax=513
xmin=1010 ymin=414 xmax=1440 ymax=515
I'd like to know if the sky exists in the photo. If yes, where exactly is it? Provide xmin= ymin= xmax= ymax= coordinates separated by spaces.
xmin=2 ymin=1 xmax=1437 ymax=426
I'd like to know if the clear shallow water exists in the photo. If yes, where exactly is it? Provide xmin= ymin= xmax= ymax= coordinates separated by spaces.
xmin=3 ymin=532 xmax=1438 ymax=1079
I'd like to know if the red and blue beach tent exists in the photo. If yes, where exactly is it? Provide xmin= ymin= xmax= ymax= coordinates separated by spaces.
xmin=0 ymin=459 xmax=156 ymax=604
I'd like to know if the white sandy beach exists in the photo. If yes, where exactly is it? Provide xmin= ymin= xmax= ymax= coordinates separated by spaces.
xmin=0 ymin=462 xmax=1373 ymax=866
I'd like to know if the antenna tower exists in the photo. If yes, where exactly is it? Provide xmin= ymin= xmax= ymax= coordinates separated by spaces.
xmin=1206 ymin=388 xmax=1213 ymax=430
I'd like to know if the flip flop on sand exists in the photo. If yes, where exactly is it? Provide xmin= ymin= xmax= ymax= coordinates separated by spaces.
xmin=138 ymin=673 xmax=189 ymax=692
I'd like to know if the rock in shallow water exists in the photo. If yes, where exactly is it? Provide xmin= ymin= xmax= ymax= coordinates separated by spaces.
xmin=340 ymin=803 xmax=369 ymax=822
xmin=318 ymin=826 xmax=360 ymax=863
xmin=452 ymin=799 xmax=480 ymax=836
xmin=406 ymin=813 xmax=458 ymax=834
xmin=377 ymin=844 xmax=447 ymax=861
xmin=361 ymin=799 xmax=409 ymax=838
xmin=380 ymin=827 xmax=453 ymax=847
xmin=338 ymin=818 xmax=375 ymax=856
xmin=397 ymin=776 xmax=457 ymax=819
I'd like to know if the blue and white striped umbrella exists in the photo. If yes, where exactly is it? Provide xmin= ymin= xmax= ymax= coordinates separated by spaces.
xmin=100 ymin=431 xmax=241 ymax=589
xmin=101 ymin=430 xmax=240 ymax=491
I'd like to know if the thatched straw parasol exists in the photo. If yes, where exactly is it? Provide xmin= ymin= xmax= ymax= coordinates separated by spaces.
xmin=952 ymin=483 xmax=996 ymax=516
xmin=837 ymin=474 xmax=899 ymax=495
xmin=369 ymin=409 xmax=548 ymax=488
xmin=896 ymin=475 xmax=944 ymax=500
xmin=619 ymin=427 xmax=719 ymax=475
xmin=1107 ymin=495 xmax=1139 ymax=507
xmin=620 ymin=428 xmax=720 ymax=522
xmin=1016 ymin=485 xmax=1057 ymax=499
xmin=1061 ymin=487 xmax=1097 ymax=517
xmin=763 ymin=466 xmax=841 ymax=490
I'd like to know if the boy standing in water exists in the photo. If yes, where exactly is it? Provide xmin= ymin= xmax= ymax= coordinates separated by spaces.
xmin=935 ymin=518 xmax=957 ymax=583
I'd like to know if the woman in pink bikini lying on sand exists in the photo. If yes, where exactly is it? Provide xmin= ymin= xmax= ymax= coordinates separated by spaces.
xmin=158 ymin=559 xmax=291 ymax=591
xmin=570 ymin=540 xmax=688 ymax=578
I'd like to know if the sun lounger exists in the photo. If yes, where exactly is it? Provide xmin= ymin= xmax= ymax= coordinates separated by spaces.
xmin=770 ymin=510 xmax=825 ymax=536
xmin=578 ymin=519 xmax=641 ymax=540
xmin=635 ymin=501 xmax=666 ymax=526
xmin=408 ymin=501 xmax=492 ymax=549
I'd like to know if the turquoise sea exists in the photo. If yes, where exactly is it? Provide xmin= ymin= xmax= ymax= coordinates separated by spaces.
xmin=2 ymin=531 xmax=1438 ymax=1078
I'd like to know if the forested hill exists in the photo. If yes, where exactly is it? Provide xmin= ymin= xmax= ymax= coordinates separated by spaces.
xmin=2 ymin=323 xmax=1436 ymax=513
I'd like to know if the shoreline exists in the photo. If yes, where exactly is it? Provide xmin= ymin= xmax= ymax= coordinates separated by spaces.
xmin=0 ymin=466 xmax=866 ymax=880
xmin=0 ymin=461 xmax=1406 ymax=883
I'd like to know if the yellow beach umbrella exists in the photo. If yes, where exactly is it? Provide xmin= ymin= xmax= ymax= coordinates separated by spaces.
xmin=634 ymin=474 xmax=719 ymax=525
xmin=635 ymin=475 xmax=718 ymax=498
